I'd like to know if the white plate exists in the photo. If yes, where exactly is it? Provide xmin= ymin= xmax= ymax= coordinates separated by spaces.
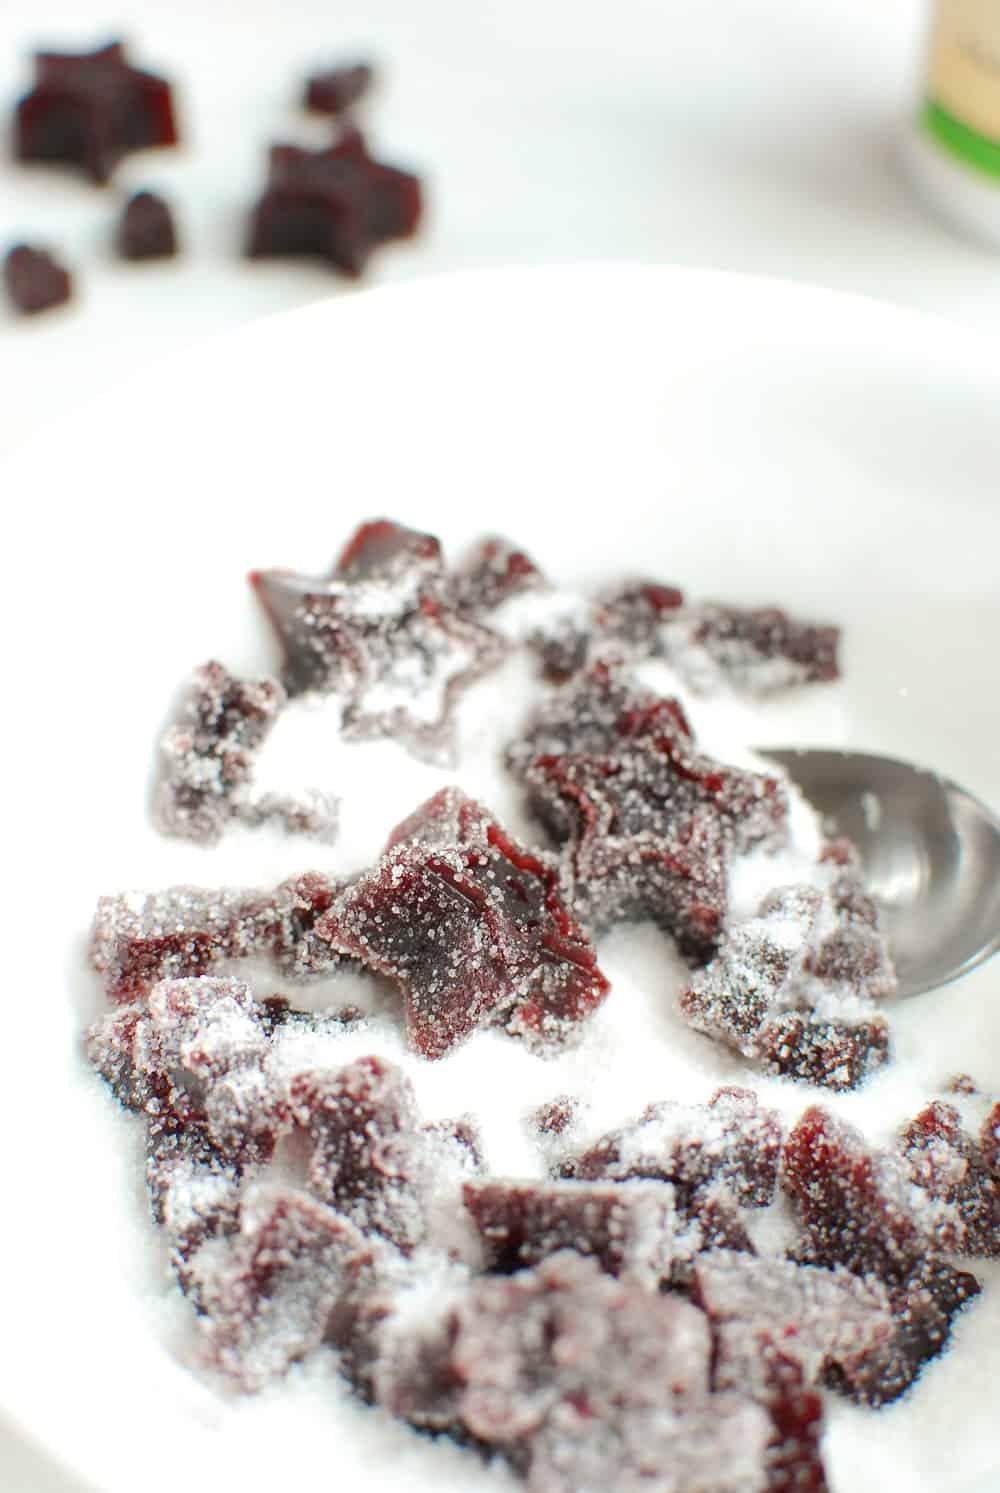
xmin=2 ymin=265 xmax=1000 ymax=1493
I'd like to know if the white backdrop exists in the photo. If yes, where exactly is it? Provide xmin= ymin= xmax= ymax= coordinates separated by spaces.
xmin=0 ymin=0 xmax=996 ymax=460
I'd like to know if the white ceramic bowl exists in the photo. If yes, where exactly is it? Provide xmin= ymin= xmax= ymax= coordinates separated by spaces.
xmin=2 ymin=266 xmax=999 ymax=1493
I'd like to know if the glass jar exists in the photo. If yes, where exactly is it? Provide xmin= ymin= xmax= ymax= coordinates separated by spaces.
xmin=906 ymin=0 xmax=1000 ymax=248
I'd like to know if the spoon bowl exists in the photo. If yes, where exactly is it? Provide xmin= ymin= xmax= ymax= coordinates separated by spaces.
xmin=760 ymin=748 xmax=1000 ymax=999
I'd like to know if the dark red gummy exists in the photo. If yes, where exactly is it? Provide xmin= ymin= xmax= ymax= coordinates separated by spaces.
xmin=89 ymin=874 xmax=352 ymax=1004
xmin=289 ymin=1056 xmax=481 ymax=1254
xmin=982 ymin=1100 xmax=1000 ymax=1174
xmin=898 ymin=1101 xmax=1000 ymax=1258
xmin=681 ymin=879 xmax=895 ymax=1091
xmin=592 ymin=578 xmax=685 ymax=650
xmin=783 ymin=1107 xmax=981 ymax=1404
xmin=90 ymin=885 xmax=274 ymax=1003
xmin=304 ymin=62 xmax=374 ymax=115
xmin=250 ymin=520 xmax=504 ymax=763
xmin=375 ymin=1250 xmax=772 ymax=1491
xmin=117 ymin=189 xmax=177 ymax=259
xmin=157 ymin=661 xmax=286 ymax=843
xmin=326 ymin=787 xmax=610 ymax=1058
xmin=4 ymin=244 xmax=72 ymax=314
xmin=14 ymin=40 xmax=178 ymax=185
xmin=507 ymin=661 xmax=787 ymax=960
xmin=691 ymin=1250 xmax=893 ymax=1407
xmin=246 ymin=133 xmax=422 ymax=277
xmin=198 ymin=1186 xmax=377 ymax=1389
xmin=452 ymin=535 xmax=546 ymax=615
xmin=757 ymin=1348 xmax=830 ymax=1493
xmin=463 ymin=1177 xmax=675 ymax=1283
xmin=688 ymin=604 xmax=840 ymax=688
xmin=85 ymin=976 xmax=285 ymax=1165
xmin=657 ymin=602 xmax=842 ymax=697
xmin=270 ymin=871 xmax=348 ymax=978
xmin=533 ymin=1096 xmax=580 ymax=1138
xmin=145 ymin=1126 xmax=243 ymax=1296
xmin=559 ymin=1087 xmax=783 ymax=1210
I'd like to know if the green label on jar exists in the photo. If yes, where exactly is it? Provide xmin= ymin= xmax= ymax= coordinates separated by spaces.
xmin=925 ymin=98 xmax=1000 ymax=177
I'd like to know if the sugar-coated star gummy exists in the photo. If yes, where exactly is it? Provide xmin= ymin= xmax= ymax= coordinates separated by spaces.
xmin=246 ymin=132 xmax=422 ymax=277
xmin=783 ymin=1106 xmax=982 ymax=1404
xmin=681 ymin=878 xmax=896 ymax=1090
xmin=14 ymin=40 xmax=178 ymax=185
xmin=251 ymin=520 xmax=506 ymax=763
xmin=325 ymin=787 xmax=610 ymax=1058
xmin=507 ymin=661 xmax=787 ymax=960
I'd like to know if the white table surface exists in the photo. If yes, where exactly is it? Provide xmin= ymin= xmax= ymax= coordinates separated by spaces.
xmin=0 ymin=1 xmax=993 ymax=1488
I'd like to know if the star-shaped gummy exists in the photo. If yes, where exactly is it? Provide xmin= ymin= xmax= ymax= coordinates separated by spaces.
xmin=325 ymin=788 xmax=610 ymax=1058
xmin=507 ymin=661 xmax=788 ymax=961
xmin=14 ymin=40 xmax=178 ymax=185
xmin=250 ymin=520 xmax=506 ymax=763
xmin=246 ymin=132 xmax=422 ymax=277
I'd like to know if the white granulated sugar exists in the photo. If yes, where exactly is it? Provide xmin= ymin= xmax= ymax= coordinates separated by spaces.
xmin=78 ymin=581 xmax=1000 ymax=1493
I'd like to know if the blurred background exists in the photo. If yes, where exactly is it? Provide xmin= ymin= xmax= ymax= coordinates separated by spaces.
xmin=2 ymin=0 xmax=1000 ymax=459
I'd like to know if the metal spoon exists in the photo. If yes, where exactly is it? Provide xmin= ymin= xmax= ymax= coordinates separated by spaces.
xmin=758 ymin=748 xmax=1000 ymax=999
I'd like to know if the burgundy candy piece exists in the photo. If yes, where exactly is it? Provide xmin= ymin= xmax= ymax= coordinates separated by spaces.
xmin=197 ymin=1186 xmax=376 ymax=1390
xmin=783 ymin=1106 xmax=982 ymax=1404
xmin=4 ymin=244 xmax=72 ymax=314
xmin=86 ymin=976 xmax=285 ymax=1166
xmin=14 ymin=40 xmax=178 ymax=185
xmin=90 ymin=885 xmax=276 ymax=1003
xmin=463 ymin=1177 xmax=676 ymax=1284
xmin=246 ymin=133 xmax=422 ymax=277
xmin=681 ymin=878 xmax=895 ymax=1091
xmin=156 ymin=661 xmax=286 ymax=844
xmin=304 ymin=62 xmax=374 ymax=115
xmin=375 ymin=1250 xmax=772 ymax=1492
xmin=560 ymin=1087 xmax=783 ymax=1209
xmin=328 ymin=788 xmax=610 ymax=1058
xmin=289 ymin=1057 xmax=482 ymax=1254
xmin=117 ymin=189 xmax=177 ymax=259
xmin=146 ymin=1126 xmax=243 ymax=1296
xmin=452 ymin=535 xmax=546 ymax=615
xmin=592 ymin=577 xmax=685 ymax=651
xmin=289 ymin=1057 xmax=424 ymax=1250
xmin=899 ymin=1101 xmax=1000 ymax=1258
xmin=507 ymin=660 xmax=787 ymax=960
xmin=662 ymin=602 xmax=842 ymax=697
xmin=250 ymin=520 xmax=504 ymax=763
xmin=691 ymin=1250 xmax=893 ymax=1401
